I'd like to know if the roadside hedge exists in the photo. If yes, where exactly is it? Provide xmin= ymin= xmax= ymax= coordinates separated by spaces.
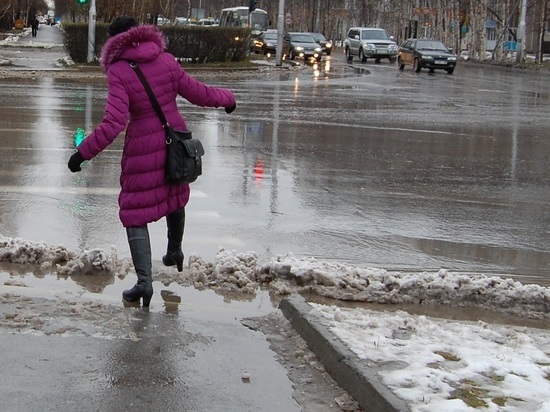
xmin=63 ymin=23 xmax=251 ymax=64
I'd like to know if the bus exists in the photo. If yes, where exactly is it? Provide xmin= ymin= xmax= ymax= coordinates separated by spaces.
xmin=218 ymin=7 xmax=268 ymax=34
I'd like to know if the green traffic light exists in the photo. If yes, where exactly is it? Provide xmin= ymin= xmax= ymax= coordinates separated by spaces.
xmin=74 ymin=127 xmax=86 ymax=147
xmin=77 ymin=0 xmax=89 ymax=4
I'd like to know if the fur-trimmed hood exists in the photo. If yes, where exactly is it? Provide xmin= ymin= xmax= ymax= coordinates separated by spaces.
xmin=100 ymin=25 xmax=166 ymax=72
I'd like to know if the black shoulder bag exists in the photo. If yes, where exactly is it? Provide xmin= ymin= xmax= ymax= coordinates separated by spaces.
xmin=130 ymin=62 xmax=204 ymax=184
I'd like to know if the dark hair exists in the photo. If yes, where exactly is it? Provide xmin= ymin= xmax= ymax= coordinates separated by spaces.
xmin=109 ymin=16 xmax=138 ymax=37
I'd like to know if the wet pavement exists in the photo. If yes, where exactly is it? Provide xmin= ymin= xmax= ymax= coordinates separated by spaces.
xmin=1 ymin=23 xmax=550 ymax=411
xmin=0 ymin=309 xmax=301 ymax=412
xmin=1 ymin=24 xmax=549 ymax=285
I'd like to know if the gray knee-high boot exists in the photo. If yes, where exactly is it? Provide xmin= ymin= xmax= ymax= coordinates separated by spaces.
xmin=123 ymin=225 xmax=154 ymax=307
xmin=162 ymin=208 xmax=185 ymax=272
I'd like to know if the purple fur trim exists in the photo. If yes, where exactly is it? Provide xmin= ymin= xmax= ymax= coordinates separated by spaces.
xmin=100 ymin=25 xmax=166 ymax=71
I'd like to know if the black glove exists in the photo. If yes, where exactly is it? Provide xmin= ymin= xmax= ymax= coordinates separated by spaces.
xmin=68 ymin=151 xmax=85 ymax=172
xmin=225 ymin=103 xmax=236 ymax=114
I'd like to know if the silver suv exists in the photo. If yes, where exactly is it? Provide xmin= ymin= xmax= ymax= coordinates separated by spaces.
xmin=344 ymin=27 xmax=398 ymax=63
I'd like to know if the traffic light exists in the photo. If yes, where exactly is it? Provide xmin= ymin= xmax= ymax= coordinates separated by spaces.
xmin=77 ymin=0 xmax=89 ymax=4
xmin=73 ymin=127 xmax=86 ymax=147
xmin=249 ymin=0 xmax=257 ymax=12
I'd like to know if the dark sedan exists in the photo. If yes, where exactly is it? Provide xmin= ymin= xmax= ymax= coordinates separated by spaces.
xmin=397 ymin=39 xmax=457 ymax=74
xmin=282 ymin=32 xmax=322 ymax=62
xmin=252 ymin=30 xmax=278 ymax=55
xmin=306 ymin=32 xmax=333 ymax=56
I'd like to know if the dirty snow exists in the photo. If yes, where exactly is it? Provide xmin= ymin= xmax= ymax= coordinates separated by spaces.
xmin=312 ymin=304 xmax=550 ymax=411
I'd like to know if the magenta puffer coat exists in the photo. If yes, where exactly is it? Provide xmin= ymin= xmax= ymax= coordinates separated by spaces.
xmin=76 ymin=25 xmax=236 ymax=227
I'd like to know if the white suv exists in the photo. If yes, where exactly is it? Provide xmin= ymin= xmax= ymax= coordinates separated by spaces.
xmin=344 ymin=27 xmax=398 ymax=64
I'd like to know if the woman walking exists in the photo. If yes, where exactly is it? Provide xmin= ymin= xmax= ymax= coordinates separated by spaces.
xmin=68 ymin=17 xmax=236 ymax=307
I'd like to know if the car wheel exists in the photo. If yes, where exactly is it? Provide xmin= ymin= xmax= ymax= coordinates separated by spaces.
xmin=359 ymin=49 xmax=367 ymax=63
xmin=398 ymin=57 xmax=405 ymax=70
xmin=290 ymin=49 xmax=295 ymax=60
xmin=389 ymin=57 xmax=396 ymax=64
xmin=446 ymin=68 xmax=455 ymax=74
xmin=345 ymin=48 xmax=352 ymax=61
xmin=413 ymin=58 xmax=421 ymax=73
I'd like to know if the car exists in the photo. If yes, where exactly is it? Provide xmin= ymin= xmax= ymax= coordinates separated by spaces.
xmin=397 ymin=38 xmax=457 ymax=74
xmin=157 ymin=16 xmax=170 ymax=25
xmin=198 ymin=18 xmax=217 ymax=27
xmin=174 ymin=17 xmax=193 ymax=26
xmin=253 ymin=30 xmax=278 ymax=55
xmin=460 ymin=50 xmax=494 ymax=61
xmin=306 ymin=32 xmax=333 ymax=56
xmin=282 ymin=32 xmax=323 ymax=62
xmin=344 ymin=27 xmax=398 ymax=63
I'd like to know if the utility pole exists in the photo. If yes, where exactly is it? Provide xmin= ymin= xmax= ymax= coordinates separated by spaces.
xmin=516 ymin=0 xmax=527 ymax=62
xmin=315 ymin=0 xmax=321 ymax=32
xmin=275 ymin=0 xmax=285 ymax=66
xmin=87 ymin=0 xmax=96 ymax=63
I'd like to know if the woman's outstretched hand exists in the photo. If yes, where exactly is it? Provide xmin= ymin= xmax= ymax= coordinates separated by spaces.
xmin=225 ymin=103 xmax=236 ymax=114
xmin=68 ymin=151 xmax=85 ymax=172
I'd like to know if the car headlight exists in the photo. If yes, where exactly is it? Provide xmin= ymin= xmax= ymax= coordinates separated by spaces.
xmin=448 ymin=56 xmax=457 ymax=61
xmin=295 ymin=46 xmax=304 ymax=51
xmin=326 ymin=43 xmax=332 ymax=48
xmin=315 ymin=47 xmax=322 ymax=52
xmin=365 ymin=43 xmax=376 ymax=50
xmin=266 ymin=42 xmax=274 ymax=47
xmin=389 ymin=44 xmax=398 ymax=51
xmin=423 ymin=55 xmax=434 ymax=60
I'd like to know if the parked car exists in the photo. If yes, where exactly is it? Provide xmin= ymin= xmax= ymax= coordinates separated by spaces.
xmin=282 ymin=32 xmax=323 ymax=62
xmin=459 ymin=50 xmax=470 ymax=60
xmin=253 ymin=30 xmax=278 ymax=55
xmin=306 ymin=32 xmax=333 ymax=56
xmin=156 ymin=16 xmax=170 ymax=25
xmin=198 ymin=18 xmax=217 ymax=27
xmin=397 ymin=39 xmax=457 ymax=74
xmin=174 ymin=17 xmax=193 ymax=26
xmin=344 ymin=27 xmax=398 ymax=63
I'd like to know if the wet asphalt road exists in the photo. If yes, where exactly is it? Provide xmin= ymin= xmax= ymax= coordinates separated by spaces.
xmin=1 ymin=25 xmax=549 ymax=285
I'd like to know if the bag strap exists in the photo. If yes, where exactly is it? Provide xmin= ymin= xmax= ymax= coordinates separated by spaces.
xmin=129 ymin=61 xmax=169 ymax=128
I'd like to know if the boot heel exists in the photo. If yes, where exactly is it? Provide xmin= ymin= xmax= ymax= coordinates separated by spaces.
xmin=142 ymin=293 xmax=153 ymax=307
xmin=175 ymin=250 xmax=184 ymax=272
xmin=123 ymin=283 xmax=154 ymax=307
xmin=162 ymin=250 xmax=184 ymax=273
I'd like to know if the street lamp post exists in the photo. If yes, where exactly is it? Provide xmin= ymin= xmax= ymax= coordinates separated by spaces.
xmin=275 ymin=0 xmax=285 ymax=66
xmin=87 ymin=0 xmax=96 ymax=63
xmin=516 ymin=0 xmax=527 ymax=62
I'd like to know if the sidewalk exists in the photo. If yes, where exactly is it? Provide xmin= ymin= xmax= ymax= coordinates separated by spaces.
xmin=281 ymin=295 xmax=408 ymax=412
xmin=0 ymin=24 xmax=67 ymax=71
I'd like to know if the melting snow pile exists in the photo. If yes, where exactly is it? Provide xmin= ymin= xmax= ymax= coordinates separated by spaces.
xmin=1 ymin=235 xmax=550 ymax=319
xmin=0 ymin=235 xmax=125 ymax=276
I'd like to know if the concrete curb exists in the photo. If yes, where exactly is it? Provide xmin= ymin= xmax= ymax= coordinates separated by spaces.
xmin=279 ymin=295 xmax=410 ymax=412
